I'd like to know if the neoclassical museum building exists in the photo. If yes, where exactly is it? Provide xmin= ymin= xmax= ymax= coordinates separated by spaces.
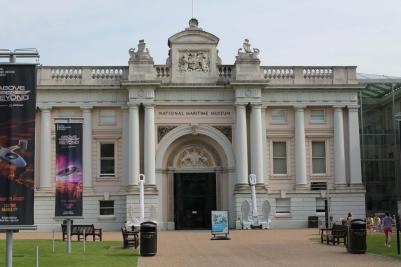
xmin=34 ymin=19 xmax=365 ymax=230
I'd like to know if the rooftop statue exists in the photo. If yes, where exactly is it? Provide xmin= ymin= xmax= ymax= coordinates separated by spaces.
xmin=237 ymin=38 xmax=260 ymax=61
xmin=243 ymin=39 xmax=252 ymax=53
xmin=129 ymin=39 xmax=154 ymax=64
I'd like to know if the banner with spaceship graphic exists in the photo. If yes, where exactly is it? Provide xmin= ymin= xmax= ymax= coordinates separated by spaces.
xmin=55 ymin=123 xmax=83 ymax=217
xmin=0 ymin=64 xmax=36 ymax=225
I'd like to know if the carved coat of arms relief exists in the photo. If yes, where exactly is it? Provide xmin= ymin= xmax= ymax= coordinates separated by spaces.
xmin=178 ymin=51 xmax=210 ymax=72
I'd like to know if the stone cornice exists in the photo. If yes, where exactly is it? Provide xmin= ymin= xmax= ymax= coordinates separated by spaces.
xmin=231 ymin=81 xmax=269 ymax=87
xmin=121 ymin=80 xmax=161 ymax=87
xmin=158 ymin=83 xmax=228 ymax=89
xmin=263 ymin=84 xmax=364 ymax=90
xmin=37 ymin=85 xmax=123 ymax=90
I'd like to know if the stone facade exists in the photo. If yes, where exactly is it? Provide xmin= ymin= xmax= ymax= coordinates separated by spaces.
xmin=34 ymin=19 xmax=365 ymax=230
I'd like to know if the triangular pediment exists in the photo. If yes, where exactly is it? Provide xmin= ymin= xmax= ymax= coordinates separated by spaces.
xmin=168 ymin=30 xmax=219 ymax=47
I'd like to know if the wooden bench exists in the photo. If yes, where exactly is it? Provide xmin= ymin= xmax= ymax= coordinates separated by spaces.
xmin=320 ymin=224 xmax=347 ymax=245
xmin=61 ymin=224 xmax=102 ymax=241
xmin=121 ymin=227 xmax=139 ymax=249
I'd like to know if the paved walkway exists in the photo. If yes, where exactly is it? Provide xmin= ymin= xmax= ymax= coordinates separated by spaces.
xmin=138 ymin=229 xmax=399 ymax=267
xmin=1 ymin=229 xmax=400 ymax=267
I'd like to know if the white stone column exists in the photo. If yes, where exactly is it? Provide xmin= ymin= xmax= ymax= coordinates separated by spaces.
xmin=128 ymin=104 xmax=140 ymax=187
xmin=82 ymin=107 xmax=92 ymax=189
xmin=235 ymin=104 xmax=248 ymax=184
xmin=144 ymin=104 xmax=156 ymax=185
xmin=122 ymin=107 xmax=129 ymax=186
xmin=261 ymin=107 xmax=268 ymax=186
xmin=348 ymin=106 xmax=362 ymax=184
xmin=250 ymin=104 xmax=264 ymax=184
xmin=333 ymin=106 xmax=346 ymax=185
xmin=39 ymin=107 xmax=52 ymax=190
xmin=294 ymin=106 xmax=307 ymax=187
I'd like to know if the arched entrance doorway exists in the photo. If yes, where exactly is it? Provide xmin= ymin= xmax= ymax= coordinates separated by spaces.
xmin=173 ymin=144 xmax=218 ymax=229
xmin=155 ymin=125 xmax=235 ymax=230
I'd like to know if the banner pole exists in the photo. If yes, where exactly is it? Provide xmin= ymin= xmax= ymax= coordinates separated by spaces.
xmin=35 ymin=246 xmax=39 ymax=267
xmin=139 ymin=174 xmax=145 ymax=222
xmin=5 ymin=230 xmax=13 ymax=267
xmin=83 ymin=229 xmax=86 ymax=253
xmin=67 ymin=219 xmax=71 ymax=254
xmin=52 ymin=230 xmax=55 ymax=253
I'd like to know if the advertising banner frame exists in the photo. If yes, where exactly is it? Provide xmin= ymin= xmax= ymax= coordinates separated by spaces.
xmin=0 ymin=64 xmax=37 ymax=227
xmin=54 ymin=121 xmax=84 ymax=218
xmin=0 ymin=62 xmax=38 ymax=267
xmin=210 ymin=210 xmax=230 ymax=240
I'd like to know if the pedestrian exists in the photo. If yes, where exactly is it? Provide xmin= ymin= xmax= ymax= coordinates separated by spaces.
xmin=373 ymin=215 xmax=381 ymax=232
xmin=367 ymin=216 xmax=374 ymax=232
xmin=347 ymin=212 xmax=352 ymax=222
xmin=382 ymin=212 xmax=393 ymax=248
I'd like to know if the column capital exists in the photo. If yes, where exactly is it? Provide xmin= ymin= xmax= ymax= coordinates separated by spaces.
xmin=251 ymin=103 xmax=263 ymax=109
xmin=235 ymin=103 xmax=247 ymax=109
xmin=81 ymin=105 xmax=93 ymax=111
xmin=127 ymin=102 xmax=139 ymax=109
xmin=347 ymin=105 xmax=360 ymax=112
xmin=333 ymin=105 xmax=345 ymax=110
xmin=143 ymin=103 xmax=155 ymax=109
xmin=294 ymin=105 xmax=306 ymax=111
xmin=38 ymin=105 xmax=52 ymax=111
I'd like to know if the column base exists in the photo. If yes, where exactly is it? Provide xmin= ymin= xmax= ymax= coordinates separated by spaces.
xmin=144 ymin=184 xmax=159 ymax=194
xmin=126 ymin=185 xmax=139 ymax=193
xmin=35 ymin=188 xmax=53 ymax=197
xmin=334 ymin=184 xmax=349 ymax=190
xmin=234 ymin=183 xmax=250 ymax=193
xmin=255 ymin=183 xmax=267 ymax=193
xmin=235 ymin=183 xmax=267 ymax=193
xmin=295 ymin=184 xmax=309 ymax=192
xmin=37 ymin=187 xmax=52 ymax=192
xmin=83 ymin=186 xmax=94 ymax=195
xmin=349 ymin=183 xmax=366 ymax=191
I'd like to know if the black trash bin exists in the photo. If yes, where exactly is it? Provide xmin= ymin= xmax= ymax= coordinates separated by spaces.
xmin=308 ymin=216 xmax=318 ymax=228
xmin=347 ymin=219 xmax=366 ymax=254
xmin=140 ymin=221 xmax=157 ymax=256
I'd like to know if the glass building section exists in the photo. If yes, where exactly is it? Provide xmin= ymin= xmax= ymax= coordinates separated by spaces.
xmin=358 ymin=73 xmax=401 ymax=216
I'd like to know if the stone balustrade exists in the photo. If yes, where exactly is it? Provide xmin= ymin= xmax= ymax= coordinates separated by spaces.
xmin=91 ymin=67 xmax=125 ymax=79
xmin=155 ymin=65 xmax=170 ymax=79
xmin=218 ymin=65 xmax=233 ymax=78
xmin=260 ymin=66 xmax=356 ymax=85
xmin=38 ymin=66 xmax=129 ymax=86
xmin=303 ymin=67 xmax=333 ymax=79
xmin=37 ymin=65 xmax=357 ymax=86
xmin=51 ymin=68 xmax=82 ymax=79
xmin=262 ymin=67 xmax=294 ymax=79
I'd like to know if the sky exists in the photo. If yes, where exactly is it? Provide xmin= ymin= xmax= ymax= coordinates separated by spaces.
xmin=1 ymin=0 xmax=401 ymax=76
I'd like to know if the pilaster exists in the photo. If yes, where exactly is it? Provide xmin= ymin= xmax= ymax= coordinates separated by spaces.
xmin=144 ymin=104 xmax=156 ymax=185
xmin=333 ymin=106 xmax=346 ymax=186
xmin=39 ymin=106 xmax=52 ymax=191
xmin=348 ymin=106 xmax=362 ymax=185
xmin=250 ymin=104 xmax=264 ymax=185
xmin=235 ymin=104 xmax=248 ymax=185
xmin=82 ymin=106 xmax=93 ymax=190
xmin=128 ymin=103 xmax=140 ymax=189
xmin=294 ymin=105 xmax=307 ymax=189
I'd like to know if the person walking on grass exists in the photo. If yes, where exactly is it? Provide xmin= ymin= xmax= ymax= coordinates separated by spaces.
xmin=382 ymin=212 xmax=393 ymax=248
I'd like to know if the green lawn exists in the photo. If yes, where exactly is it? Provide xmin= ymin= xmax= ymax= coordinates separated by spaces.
xmin=311 ymin=232 xmax=401 ymax=260
xmin=0 ymin=240 xmax=138 ymax=267
xmin=367 ymin=232 xmax=401 ymax=260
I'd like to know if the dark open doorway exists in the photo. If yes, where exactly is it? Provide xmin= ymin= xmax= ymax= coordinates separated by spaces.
xmin=174 ymin=172 xmax=216 ymax=229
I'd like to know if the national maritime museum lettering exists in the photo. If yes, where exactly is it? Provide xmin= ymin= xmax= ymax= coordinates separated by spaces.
xmin=32 ymin=19 xmax=365 ymax=230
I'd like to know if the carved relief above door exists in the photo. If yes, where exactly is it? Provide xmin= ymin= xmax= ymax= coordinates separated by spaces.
xmin=175 ymin=145 xmax=215 ymax=169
